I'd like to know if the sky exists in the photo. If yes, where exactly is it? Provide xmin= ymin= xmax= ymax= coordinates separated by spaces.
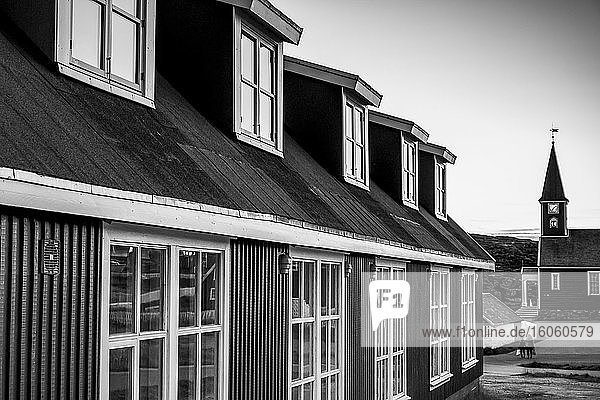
xmin=275 ymin=0 xmax=600 ymax=239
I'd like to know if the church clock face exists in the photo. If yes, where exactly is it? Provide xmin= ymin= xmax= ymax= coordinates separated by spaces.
xmin=548 ymin=203 xmax=560 ymax=215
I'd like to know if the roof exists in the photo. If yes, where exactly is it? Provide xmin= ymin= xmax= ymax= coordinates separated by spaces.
xmin=283 ymin=56 xmax=383 ymax=107
xmin=217 ymin=0 xmax=303 ymax=44
xmin=368 ymin=110 xmax=429 ymax=143
xmin=540 ymin=229 xmax=600 ymax=267
xmin=483 ymin=293 xmax=522 ymax=326
xmin=420 ymin=143 xmax=456 ymax=164
xmin=0 ymin=17 xmax=493 ymax=266
xmin=540 ymin=144 xmax=568 ymax=202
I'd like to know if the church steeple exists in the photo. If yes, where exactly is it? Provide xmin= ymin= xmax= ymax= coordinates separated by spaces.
xmin=540 ymin=133 xmax=568 ymax=237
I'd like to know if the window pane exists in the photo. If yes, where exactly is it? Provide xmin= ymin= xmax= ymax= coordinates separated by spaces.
xmin=141 ymin=248 xmax=165 ymax=332
xmin=354 ymin=110 xmax=364 ymax=145
xmin=321 ymin=321 xmax=328 ymax=373
xmin=241 ymin=83 xmax=255 ymax=132
xmin=292 ymin=323 xmax=301 ymax=381
xmin=110 ymin=347 xmax=133 ymax=400
xmin=114 ymin=0 xmax=137 ymax=15
xmin=259 ymin=93 xmax=273 ymax=141
xmin=345 ymin=139 xmax=354 ymax=175
xmin=331 ymin=264 xmax=339 ymax=315
xmin=303 ymin=262 xmax=314 ymax=317
xmin=291 ymin=386 xmax=301 ymax=400
xmin=303 ymin=382 xmax=313 ymax=400
xmin=111 ymin=12 xmax=138 ymax=83
xmin=321 ymin=264 xmax=329 ymax=316
xmin=330 ymin=374 xmax=338 ymax=400
xmin=241 ymin=33 xmax=255 ymax=82
xmin=355 ymin=146 xmax=364 ymax=181
xmin=179 ymin=250 xmax=199 ymax=328
xmin=110 ymin=245 xmax=136 ymax=335
xmin=292 ymin=262 xmax=301 ymax=319
xmin=345 ymin=104 xmax=353 ymax=139
xmin=303 ymin=323 xmax=313 ymax=378
xmin=330 ymin=320 xmax=338 ymax=370
xmin=72 ymin=0 xmax=103 ymax=68
xmin=259 ymin=45 xmax=273 ymax=93
xmin=321 ymin=377 xmax=328 ymax=400
xmin=201 ymin=332 xmax=219 ymax=400
xmin=202 ymin=253 xmax=220 ymax=325
xmin=178 ymin=335 xmax=197 ymax=400
xmin=140 ymin=339 xmax=163 ymax=400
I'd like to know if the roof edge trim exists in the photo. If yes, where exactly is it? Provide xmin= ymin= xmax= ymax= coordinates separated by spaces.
xmin=284 ymin=56 xmax=382 ymax=107
xmin=0 ymin=167 xmax=494 ymax=270
xmin=217 ymin=0 xmax=303 ymax=44
xmin=420 ymin=142 xmax=457 ymax=164
xmin=368 ymin=110 xmax=429 ymax=143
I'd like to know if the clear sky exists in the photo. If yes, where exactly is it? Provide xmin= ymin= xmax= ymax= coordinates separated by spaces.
xmin=276 ymin=0 xmax=600 ymax=238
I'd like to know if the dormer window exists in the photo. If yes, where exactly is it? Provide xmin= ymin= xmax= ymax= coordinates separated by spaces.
xmin=435 ymin=161 xmax=447 ymax=218
xmin=234 ymin=17 xmax=283 ymax=156
xmin=343 ymin=97 xmax=368 ymax=188
xmin=402 ymin=136 xmax=417 ymax=206
xmin=57 ymin=0 xmax=156 ymax=107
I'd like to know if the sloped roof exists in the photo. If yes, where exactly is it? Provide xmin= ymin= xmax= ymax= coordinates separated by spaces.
xmin=0 ymin=18 xmax=492 ymax=264
xmin=540 ymin=229 xmax=600 ymax=267
xmin=540 ymin=144 xmax=568 ymax=202
xmin=483 ymin=293 xmax=521 ymax=326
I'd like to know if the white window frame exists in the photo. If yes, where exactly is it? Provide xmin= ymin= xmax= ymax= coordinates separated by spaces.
xmin=342 ymin=91 xmax=369 ymax=190
xmin=288 ymin=248 xmax=345 ymax=400
xmin=56 ymin=0 xmax=156 ymax=107
xmin=99 ymin=223 xmax=230 ymax=400
xmin=374 ymin=261 xmax=409 ymax=400
xmin=233 ymin=12 xmax=284 ymax=157
xmin=401 ymin=135 xmax=418 ymax=209
xmin=551 ymin=273 xmax=560 ymax=291
xmin=588 ymin=271 xmax=600 ymax=296
xmin=549 ymin=217 xmax=559 ymax=229
xmin=435 ymin=160 xmax=447 ymax=219
xmin=430 ymin=267 xmax=452 ymax=389
xmin=461 ymin=271 xmax=477 ymax=371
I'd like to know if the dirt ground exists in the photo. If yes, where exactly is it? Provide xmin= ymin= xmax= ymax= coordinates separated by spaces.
xmin=481 ymin=373 xmax=600 ymax=399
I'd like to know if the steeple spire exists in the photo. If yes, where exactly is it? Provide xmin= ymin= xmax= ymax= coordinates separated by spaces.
xmin=539 ymin=141 xmax=567 ymax=202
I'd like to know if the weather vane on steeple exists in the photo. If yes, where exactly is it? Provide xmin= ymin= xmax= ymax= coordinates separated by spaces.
xmin=550 ymin=124 xmax=559 ymax=144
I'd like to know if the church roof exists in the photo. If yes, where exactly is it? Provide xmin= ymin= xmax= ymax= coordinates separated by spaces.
xmin=540 ymin=229 xmax=600 ymax=267
xmin=539 ymin=144 xmax=568 ymax=202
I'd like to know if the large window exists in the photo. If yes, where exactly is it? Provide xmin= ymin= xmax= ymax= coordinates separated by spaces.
xmin=63 ymin=0 xmax=154 ymax=104
xmin=291 ymin=259 xmax=342 ymax=400
xmin=589 ymin=272 xmax=600 ymax=296
xmin=461 ymin=271 xmax=476 ymax=370
xmin=375 ymin=265 xmax=407 ymax=400
xmin=104 ymin=234 xmax=226 ymax=400
xmin=435 ymin=161 xmax=447 ymax=217
xmin=236 ymin=18 xmax=282 ymax=154
xmin=402 ymin=137 xmax=417 ymax=205
xmin=344 ymin=99 xmax=367 ymax=187
xmin=430 ymin=267 xmax=450 ymax=387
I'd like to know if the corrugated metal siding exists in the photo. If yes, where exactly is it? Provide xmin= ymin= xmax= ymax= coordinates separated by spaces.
xmin=0 ymin=206 xmax=100 ymax=400
xmin=230 ymin=239 xmax=289 ymax=400
xmin=344 ymin=254 xmax=376 ymax=400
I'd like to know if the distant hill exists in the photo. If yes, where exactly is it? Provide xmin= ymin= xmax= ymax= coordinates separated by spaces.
xmin=471 ymin=234 xmax=538 ymax=311
xmin=471 ymin=234 xmax=537 ymax=272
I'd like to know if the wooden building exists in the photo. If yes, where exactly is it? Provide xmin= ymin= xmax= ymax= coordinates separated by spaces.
xmin=0 ymin=0 xmax=494 ymax=399
xmin=518 ymin=142 xmax=600 ymax=321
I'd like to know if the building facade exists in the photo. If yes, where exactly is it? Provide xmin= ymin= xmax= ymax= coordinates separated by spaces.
xmin=519 ymin=142 xmax=600 ymax=321
xmin=0 ymin=0 xmax=494 ymax=399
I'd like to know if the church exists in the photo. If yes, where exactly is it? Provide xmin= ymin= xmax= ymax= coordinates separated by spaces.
xmin=519 ymin=135 xmax=600 ymax=321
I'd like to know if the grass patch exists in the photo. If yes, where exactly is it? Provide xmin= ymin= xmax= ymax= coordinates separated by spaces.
xmin=484 ymin=346 xmax=518 ymax=356
xmin=521 ymin=371 xmax=600 ymax=383
xmin=520 ymin=361 xmax=600 ymax=371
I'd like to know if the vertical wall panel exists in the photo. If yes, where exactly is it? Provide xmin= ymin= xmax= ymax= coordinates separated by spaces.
xmin=344 ymin=253 xmax=376 ymax=400
xmin=0 ymin=206 xmax=100 ymax=400
xmin=230 ymin=238 xmax=288 ymax=400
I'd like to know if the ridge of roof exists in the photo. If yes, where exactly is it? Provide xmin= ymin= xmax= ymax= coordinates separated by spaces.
xmin=283 ymin=55 xmax=382 ymax=107
xmin=217 ymin=0 xmax=303 ymax=44
xmin=540 ymin=143 xmax=568 ymax=202
xmin=368 ymin=110 xmax=429 ymax=143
